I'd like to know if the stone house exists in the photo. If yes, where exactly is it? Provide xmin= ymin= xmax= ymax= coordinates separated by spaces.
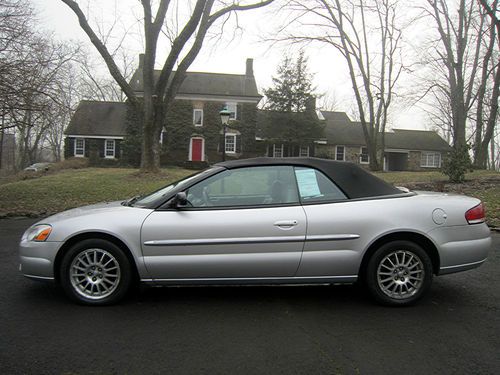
xmin=65 ymin=57 xmax=262 ymax=166
xmin=315 ymin=111 xmax=452 ymax=171
xmin=65 ymin=57 xmax=450 ymax=171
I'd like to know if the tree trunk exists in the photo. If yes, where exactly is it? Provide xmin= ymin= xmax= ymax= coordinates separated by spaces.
xmin=140 ymin=120 xmax=160 ymax=172
xmin=475 ymin=51 xmax=500 ymax=168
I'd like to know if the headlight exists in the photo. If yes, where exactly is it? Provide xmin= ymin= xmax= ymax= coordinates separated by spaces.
xmin=23 ymin=224 xmax=52 ymax=242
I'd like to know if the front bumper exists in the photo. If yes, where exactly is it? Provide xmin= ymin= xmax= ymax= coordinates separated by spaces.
xmin=19 ymin=240 xmax=62 ymax=280
xmin=428 ymin=223 xmax=491 ymax=275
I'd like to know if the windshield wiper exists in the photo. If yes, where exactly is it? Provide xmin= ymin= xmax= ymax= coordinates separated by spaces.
xmin=121 ymin=195 xmax=141 ymax=207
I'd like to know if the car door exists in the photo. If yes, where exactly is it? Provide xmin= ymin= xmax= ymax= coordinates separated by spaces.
xmin=292 ymin=167 xmax=361 ymax=280
xmin=141 ymin=166 xmax=307 ymax=280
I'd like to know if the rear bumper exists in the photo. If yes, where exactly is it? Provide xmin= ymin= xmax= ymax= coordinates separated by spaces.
xmin=428 ymin=224 xmax=491 ymax=275
xmin=19 ymin=240 xmax=61 ymax=280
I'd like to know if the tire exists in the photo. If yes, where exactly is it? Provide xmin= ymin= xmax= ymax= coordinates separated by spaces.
xmin=365 ymin=241 xmax=433 ymax=306
xmin=59 ymin=239 xmax=133 ymax=305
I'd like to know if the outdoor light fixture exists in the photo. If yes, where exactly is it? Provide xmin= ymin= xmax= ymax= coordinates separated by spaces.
xmin=220 ymin=106 xmax=231 ymax=161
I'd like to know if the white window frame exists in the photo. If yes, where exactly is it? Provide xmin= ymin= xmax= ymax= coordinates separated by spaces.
xmin=226 ymin=102 xmax=237 ymax=121
xmin=360 ymin=146 xmax=369 ymax=164
xmin=104 ymin=139 xmax=115 ymax=159
xmin=273 ymin=144 xmax=284 ymax=158
xmin=225 ymin=133 xmax=237 ymax=154
xmin=189 ymin=137 xmax=205 ymax=161
xmin=74 ymin=138 xmax=85 ymax=157
xmin=420 ymin=152 xmax=441 ymax=168
xmin=335 ymin=145 xmax=345 ymax=161
xmin=299 ymin=146 xmax=309 ymax=157
xmin=193 ymin=109 xmax=203 ymax=127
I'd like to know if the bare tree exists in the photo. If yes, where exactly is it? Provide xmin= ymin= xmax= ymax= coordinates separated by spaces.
xmin=76 ymin=48 xmax=135 ymax=102
xmin=423 ymin=0 xmax=484 ymax=149
xmin=8 ymin=34 xmax=80 ymax=167
xmin=473 ymin=0 xmax=499 ymax=168
xmin=1 ymin=1 xmax=41 ymax=167
xmin=273 ymin=0 xmax=405 ymax=170
xmin=61 ymin=0 xmax=275 ymax=171
xmin=419 ymin=0 xmax=498 ymax=169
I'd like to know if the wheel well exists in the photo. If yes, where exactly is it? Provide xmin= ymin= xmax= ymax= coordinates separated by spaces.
xmin=358 ymin=232 xmax=440 ymax=280
xmin=53 ymin=232 xmax=140 ymax=283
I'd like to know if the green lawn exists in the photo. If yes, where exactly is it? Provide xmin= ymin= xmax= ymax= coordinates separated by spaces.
xmin=0 ymin=167 xmax=498 ymax=227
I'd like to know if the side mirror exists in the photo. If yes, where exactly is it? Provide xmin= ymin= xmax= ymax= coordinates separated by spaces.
xmin=170 ymin=192 xmax=188 ymax=208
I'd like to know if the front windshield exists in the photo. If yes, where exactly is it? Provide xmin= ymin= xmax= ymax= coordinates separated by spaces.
xmin=132 ymin=167 xmax=220 ymax=207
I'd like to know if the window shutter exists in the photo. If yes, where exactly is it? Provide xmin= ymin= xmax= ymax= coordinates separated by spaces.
xmin=219 ymin=134 xmax=224 ymax=152
xmin=236 ymin=135 xmax=242 ymax=153
xmin=236 ymin=104 xmax=241 ymax=121
xmin=99 ymin=140 xmax=105 ymax=158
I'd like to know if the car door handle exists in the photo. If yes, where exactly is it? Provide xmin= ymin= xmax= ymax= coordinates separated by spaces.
xmin=274 ymin=220 xmax=298 ymax=227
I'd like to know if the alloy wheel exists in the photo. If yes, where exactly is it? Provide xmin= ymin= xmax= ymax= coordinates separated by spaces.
xmin=376 ymin=250 xmax=425 ymax=300
xmin=69 ymin=248 xmax=121 ymax=300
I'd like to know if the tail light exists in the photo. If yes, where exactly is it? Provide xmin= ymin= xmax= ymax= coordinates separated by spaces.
xmin=465 ymin=203 xmax=485 ymax=224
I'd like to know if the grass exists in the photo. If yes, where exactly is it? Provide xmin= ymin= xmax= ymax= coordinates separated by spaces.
xmin=0 ymin=166 xmax=498 ymax=227
xmin=373 ymin=169 xmax=500 ymax=184
xmin=0 ymin=167 xmax=193 ymax=217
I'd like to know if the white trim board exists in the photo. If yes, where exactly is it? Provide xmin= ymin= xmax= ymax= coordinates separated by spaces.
xmin=67 ymin=135 xmax=124 ymax=140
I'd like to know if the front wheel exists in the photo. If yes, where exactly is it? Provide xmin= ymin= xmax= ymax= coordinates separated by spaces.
xmin=365 ymin=241 xmax=433 ymax=306
xmin=60 ymin=239 xmax=133 ymax=305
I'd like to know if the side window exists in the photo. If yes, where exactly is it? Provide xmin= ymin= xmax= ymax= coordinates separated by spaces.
xmin=294 ymin=167 xmax=347 ymax=203
xmin=186 ymin=166 xmax=299 ymax=208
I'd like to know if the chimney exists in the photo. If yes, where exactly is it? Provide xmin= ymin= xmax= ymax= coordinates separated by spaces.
xmin=305 ymin=96 xmax=316 ymax=113
xmin=246 ymin=58 xmax=254 ymax=77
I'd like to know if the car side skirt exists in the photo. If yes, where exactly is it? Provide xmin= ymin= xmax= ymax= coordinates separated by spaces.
xmin=141 ymin=275 xmax=358 ymax=286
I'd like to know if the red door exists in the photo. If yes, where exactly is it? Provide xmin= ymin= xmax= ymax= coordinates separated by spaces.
xmin=191 ymin=138 xmax=203 ymax=161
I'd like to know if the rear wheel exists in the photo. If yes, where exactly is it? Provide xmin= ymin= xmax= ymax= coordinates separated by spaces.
xmin=60 ymin=239 xmax=133 ymax=305
xmin=366 ymin=241 xmax=433 ymax=306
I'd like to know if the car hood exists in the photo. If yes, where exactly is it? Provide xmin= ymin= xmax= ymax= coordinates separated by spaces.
xmin=38 ymin=201 xmax=136 ymax=224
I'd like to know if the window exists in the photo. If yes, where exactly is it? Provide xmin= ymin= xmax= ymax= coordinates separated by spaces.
xmin=421 ymin=152 xmax=441 ymax=168
xmin=225 ymin=134 xmax=236 ymax=153
xmin=74 ymin=138 xmax=85 ymax=157
xmin=273 ymin=144 xmax=283 ymax=158
xmin=226 ymin=102 xmax=237 ymax=120
xmin=105 ymin=139 xmax=115 ymax=158
xmin=299 ymin=146 xmax=309 ymax=157
xmin=360 ymin=147 xmax=369 ymax=164
xmin=336 ymin=146 xmax=345 ymax=161
xmin=186 ymin=166 xmax=299 ymax=208
xmin=193 ymin=109 xmax=203 ymax=126
xmin=294 ymin=167 xmax=347 ymax=203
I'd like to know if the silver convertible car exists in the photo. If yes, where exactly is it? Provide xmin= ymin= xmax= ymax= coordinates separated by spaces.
xmin=19 ymin=158 xmax=491 ymax=306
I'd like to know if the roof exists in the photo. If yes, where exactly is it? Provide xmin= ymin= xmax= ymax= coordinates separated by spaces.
xmin=385 ymin=129 xmax=452 ymax=152
xmin=65 ymin=101 xmax=127 ymax=137
xmin=129 ymin=70 xmax=261 ymax=99
xmin=321 ymin=111 xmax=451 ymax=152
xmin=215 ymin=157 xmax=403 ymax=199
xmin=321 ymin=111 xmax=352 ymax=123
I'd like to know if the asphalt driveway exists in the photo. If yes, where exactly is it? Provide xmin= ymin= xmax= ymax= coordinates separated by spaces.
xmin=1 ymin=218 xmax=499 ymax=375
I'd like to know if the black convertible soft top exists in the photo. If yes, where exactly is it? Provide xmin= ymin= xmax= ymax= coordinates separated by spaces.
xmin=215 ymin=157 xmax=402 ymax=199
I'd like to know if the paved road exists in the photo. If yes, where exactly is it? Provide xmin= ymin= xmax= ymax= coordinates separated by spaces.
xmin=1 ymin=218 xmax=499 ymax=375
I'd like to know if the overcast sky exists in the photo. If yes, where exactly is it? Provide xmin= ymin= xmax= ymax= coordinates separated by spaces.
xmin=32 ymin=0 xmax=426 ymax=130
